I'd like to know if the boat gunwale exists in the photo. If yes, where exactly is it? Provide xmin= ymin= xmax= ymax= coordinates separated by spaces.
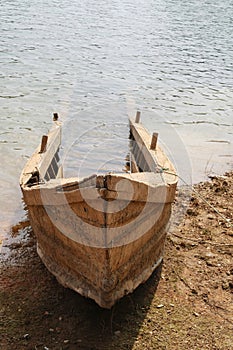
xmin=20 ymin=118 xmax=178 ymax=192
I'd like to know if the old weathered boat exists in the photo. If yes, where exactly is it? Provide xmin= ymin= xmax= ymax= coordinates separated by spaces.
xmin=20 ymin=111 xmax=177 ymax=308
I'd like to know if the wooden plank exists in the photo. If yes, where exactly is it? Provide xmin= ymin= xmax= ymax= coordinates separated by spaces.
xmin=130 ymin=119 xmax=177 ymax=184
xmin=22 ymin=171 xmax=176 ymax=207
xmin=106 ymin=203 xmax=171 ymax=253
xmin=20 ymin=124 xmax=62 ymax=186
xmin=130 ymin=152 xmax=139 ymax=173
xmin=130 ymin=119 xmax=158 ymax=172
xmin=38 ymin=126 xmax=61 ymax=180
xmin=57 ymin=165 xmax=63 ymax=178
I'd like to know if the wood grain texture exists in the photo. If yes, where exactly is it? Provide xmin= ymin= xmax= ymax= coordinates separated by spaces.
xmin=20 ymin=115 xmax=178 ymax=308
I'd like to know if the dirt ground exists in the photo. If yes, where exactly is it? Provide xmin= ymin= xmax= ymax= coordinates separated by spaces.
xmin=1 ymin=172 xmax=233 ymax=350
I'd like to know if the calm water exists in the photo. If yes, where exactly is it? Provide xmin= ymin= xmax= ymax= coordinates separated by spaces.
xmin=0 ymin=0 xmax=233 ymax=242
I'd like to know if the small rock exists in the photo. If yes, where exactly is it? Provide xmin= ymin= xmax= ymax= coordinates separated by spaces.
xmin=193 ymin=312 xmax=199 ymax=317
xmin=64 ymin=340 xmax=69 ymax=344
xmin=23 ymin=333 xmax=29 ymax=340
xmin=208 ymin=174 xmax=218 ymax=180
xmin=49 ymin=328 xmax=54 ymax=332
xmin=59 ymin=316 xmax=62 ymax=321
xmin=205 ymin=251 xmax=215 ymax=258
xmin=187 ymin=209 xmax=197 ymax=216
xmin=157 ymin=304 xmax=164 ymax=308
xmin=215 ymin=187 xmax=221 ymax=193
xmin=222 ymin=281 xmax=230 ymax=290
xmin=207 ymin=214 xmax=215 ymax=220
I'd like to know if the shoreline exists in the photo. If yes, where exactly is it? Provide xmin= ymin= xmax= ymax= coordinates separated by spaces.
xmin=1 ymin=171 xmax=233 ymax=349
xmin=0 ymin=168 xmax=229 ymax=252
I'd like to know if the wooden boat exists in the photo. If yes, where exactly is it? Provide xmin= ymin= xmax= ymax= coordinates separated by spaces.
xmin=20 ymin=111 xmax=177 ymax=308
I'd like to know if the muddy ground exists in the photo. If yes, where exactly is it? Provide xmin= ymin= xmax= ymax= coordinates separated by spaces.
xmin=1 ymin=172 xmax=233 ymax=350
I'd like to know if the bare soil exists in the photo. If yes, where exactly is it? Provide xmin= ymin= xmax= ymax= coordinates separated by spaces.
xmin=1 ymin=172 xmax=233 ymax=350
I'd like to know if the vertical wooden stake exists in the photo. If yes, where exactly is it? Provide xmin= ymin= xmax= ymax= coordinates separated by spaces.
xmin=135 ymin=111 xmax=141 ymax=123
xmin=53 ymin=113 xmax=59 ymax=121
xmin=40 ymin=135 xmax=48 ymax=153
xmin=150 ymin=132 xmax=158 ymax=150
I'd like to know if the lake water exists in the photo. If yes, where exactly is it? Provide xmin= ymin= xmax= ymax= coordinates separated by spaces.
xmin=0 ymin=0 xmax=232 ymax=243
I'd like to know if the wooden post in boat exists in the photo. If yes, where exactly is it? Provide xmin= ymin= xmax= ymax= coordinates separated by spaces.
xmin=53 ymin=113 xmax=59 ymax=121
xmin=150 ymin=132 xmax=158 ymax=150
xmin=40 ymin=135 xmax=48 ymax=153
xmin=135 ymin=111 xmax=141 ymax=123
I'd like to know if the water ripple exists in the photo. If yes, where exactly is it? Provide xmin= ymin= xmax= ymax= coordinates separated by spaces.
xmin=0 ymin=0 xmax=233 ymax=235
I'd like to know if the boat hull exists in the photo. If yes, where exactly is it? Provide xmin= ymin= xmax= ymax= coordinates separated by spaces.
xmin=20 ymin=115 xmax=178 ymax=308
xmin=26 ymin=198 xmax=171 ymax=308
